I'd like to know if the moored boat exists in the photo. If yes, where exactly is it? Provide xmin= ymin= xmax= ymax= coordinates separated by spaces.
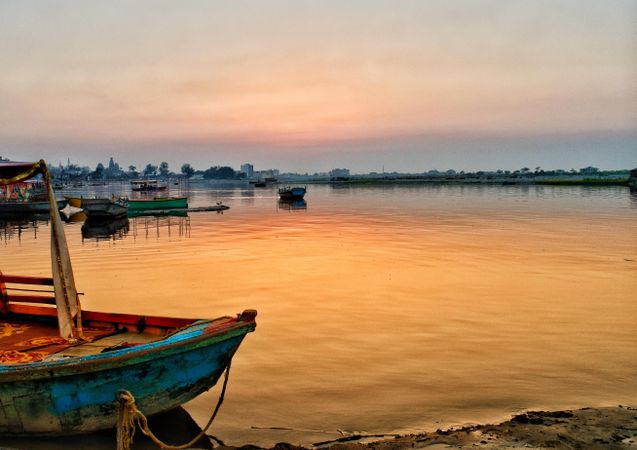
xmin=0 ymin=160 xmax=257 ymax=435
xmin=127 ymin=196 xmax=188 ymax=211
xmin=131 ymin=180 xmax=167 ymax=192
xmin=1 ymin=178 xmax=67 ymax=212
xmin=278 ymin=186 xmax=306 ymax=200
xmin=64 ymin=196 xmax=83 ymax=208
xmin=0 ymin=200 xmax=68 ymax=213
xmin=81 ymin=197 xmax=128 ymax=220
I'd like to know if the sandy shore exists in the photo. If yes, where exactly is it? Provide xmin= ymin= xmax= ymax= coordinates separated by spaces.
xmin=225 ymin=406 xmax=637 ymax=450
xmin=0 ymin=406 xmax=634 ymax=449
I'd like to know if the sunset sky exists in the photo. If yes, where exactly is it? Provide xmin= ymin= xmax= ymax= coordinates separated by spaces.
xmin=1 ymin=1 xmax=635 ymax=173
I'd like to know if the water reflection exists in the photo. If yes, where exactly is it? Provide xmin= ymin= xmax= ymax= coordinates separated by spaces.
xmin=81 ymin=217 xmax=130 ymax=242
xmin=128 ymin=209 xmax=188 ymax=218
xmin=278 ymin=199 xmax=307 ymax=211
xmin=0 ymin=214 xmax=49 ymax=242
xmin=129 ymin=213 xmax=190 ymax=240
xmin=0 ymin=407 xmax=212 ymax=450
xmin=2 ymin=184 xmax=635 ymax=447
xmin=79 ymin=212 xmax=191 ymax=243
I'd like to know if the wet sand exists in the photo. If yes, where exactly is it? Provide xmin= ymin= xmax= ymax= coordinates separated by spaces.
xmin=225 ymin=406 xmax=637 ymax=450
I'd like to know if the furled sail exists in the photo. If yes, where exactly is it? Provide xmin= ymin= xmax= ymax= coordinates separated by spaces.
xmin=0 ymin=160 xmax=82 ymax=339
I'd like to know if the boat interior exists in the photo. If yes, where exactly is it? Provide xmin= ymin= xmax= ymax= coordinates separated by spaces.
xmin=0 ymin=274 xmax=197 ymax=365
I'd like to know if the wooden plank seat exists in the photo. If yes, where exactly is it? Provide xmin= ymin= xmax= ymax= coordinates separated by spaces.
xmin=0 ymin=273 xmax=120 ymax=364
xmin=0 ymin=274 xmax=57 ymax=313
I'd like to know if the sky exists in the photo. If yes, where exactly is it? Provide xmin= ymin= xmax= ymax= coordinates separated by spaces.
xmin=0 ymin=0 xmax=635 ymax=173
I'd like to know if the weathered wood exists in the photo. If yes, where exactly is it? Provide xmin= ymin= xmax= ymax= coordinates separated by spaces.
xmin=0 ymin=275 xmax=54 ymax=285
xmin=81 ymin=310 xmax=198 ymax=329
xmin=6 ymin=294 xmax=56 ymax=304
xmin=0 ymin=274 xmax=56 ymax=309
xmin=0 ymin=313 xmax=256 ymax=434
xmin=6 ymin=303 xmax=58 ymax=316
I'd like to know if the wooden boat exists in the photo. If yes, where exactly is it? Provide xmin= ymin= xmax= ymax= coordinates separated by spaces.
xmin=278 ymin=186 xmax=306 ymax=200
xmin=127 ymin=196 xmax=188 ymax=211
xmin=81 ymin=198 xmax=128 ymax=220
xmin=64 ymin=196 xmax=83 ymax=208
xmin=0 ymin=161 xmax=256 ymax=435
xmin=0 ymin=200 xmax=68 ymax=213
xmin=131 ymin=180 xmax=167 ymax=192
xmin=1 ymin=180 xmax=67 ymax=212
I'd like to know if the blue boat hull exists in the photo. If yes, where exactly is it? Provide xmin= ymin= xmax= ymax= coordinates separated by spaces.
xmin=0 ymin=319 xmax=254 ymax=434
xmin=279 ymin=187 xmax=306 ymax=200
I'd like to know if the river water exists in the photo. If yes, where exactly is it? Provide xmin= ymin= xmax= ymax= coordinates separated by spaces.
xmin=1 ymin=182 xmax=636 ymax=447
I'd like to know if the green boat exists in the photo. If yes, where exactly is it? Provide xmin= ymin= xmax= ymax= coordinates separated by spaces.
xmin=127 ymin=196 xmax=188 ymax=211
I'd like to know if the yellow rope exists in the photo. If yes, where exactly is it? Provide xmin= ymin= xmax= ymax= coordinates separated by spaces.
xmin=0 ymin=161 xmax=44 ymax=185
xmin=117 ymin=361 xmax=231 ymax=450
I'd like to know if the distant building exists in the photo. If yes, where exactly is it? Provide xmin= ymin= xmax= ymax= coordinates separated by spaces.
xmin=330 ymin=168 xmax=350 ymax=181
xmin=240 ymin=163 xmax=254 ymax=178
xmin=107 ymin=157 xmax=120 ymax=172
xmin=580 ymin=166 xmax=600 ymax=175
xmin=260 ymin=169 xmax=279 ymax=179
xmin=330 ymin=168 xmax=350 ymax=179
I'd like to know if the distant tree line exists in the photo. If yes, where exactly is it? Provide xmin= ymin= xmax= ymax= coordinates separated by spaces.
xmin=202 ymin=166 xmax=238 ymax=179
xmin=48 ymin=159 xmax=247 ymax=181
xmin=44 ymin=157 xmax=630 ymax=183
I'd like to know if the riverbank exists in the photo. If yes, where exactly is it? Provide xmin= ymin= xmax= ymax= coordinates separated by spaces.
xmin=225 ymin=406 xmax=636 ymax=450
xmin=317 ymin=176 xmax=632 ymax=186
xmin=280 ymin=168 xmax=636 ymax=187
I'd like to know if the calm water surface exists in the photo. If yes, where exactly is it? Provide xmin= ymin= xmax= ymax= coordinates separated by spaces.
xmin=2 ymin=183 xmax=636 ymax=446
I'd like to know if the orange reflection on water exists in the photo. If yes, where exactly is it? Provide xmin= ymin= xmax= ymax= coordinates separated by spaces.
xmin=1 ymin=185 xmax=635 ymax=446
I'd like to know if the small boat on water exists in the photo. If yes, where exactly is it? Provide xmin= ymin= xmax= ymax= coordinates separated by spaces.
xmin=81 ymin=197 xmax=128 ymax=220
xmin=64 ymin=196 xmax=83 ymax=208
xmin=127 ymin=196 xmax=188 ymax=211
xmin=1 ymin=179 xmax=67 ymax=213
xmin=278 ymin=186 xmax=306 ymax=200
xmin=0 ymin=160 xmax=256 ymax=435
xmin=131 ymin=180 xmax=167 ymax=192
xmin=0 ymin=200 xmax=68 ymax=214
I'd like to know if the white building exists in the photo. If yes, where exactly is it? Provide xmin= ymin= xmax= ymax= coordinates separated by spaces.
xmin=330 ymin=168 xmax=350 ymax=178
xmin=240 ymin=163 xmax=254 ymax=178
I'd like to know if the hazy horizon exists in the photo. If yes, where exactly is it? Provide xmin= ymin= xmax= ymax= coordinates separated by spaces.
xmin=1 ymin=1 xmax=635 ymax=172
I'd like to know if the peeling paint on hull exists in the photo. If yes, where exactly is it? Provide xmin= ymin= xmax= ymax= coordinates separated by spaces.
xmin=0 ymin=319 xmax=254 ymax=435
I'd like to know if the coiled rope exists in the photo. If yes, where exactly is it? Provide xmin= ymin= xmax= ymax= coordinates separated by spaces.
xmin=117 ymin=361 xmax=231 ymax=450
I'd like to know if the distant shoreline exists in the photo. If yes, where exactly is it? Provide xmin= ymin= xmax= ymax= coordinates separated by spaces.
xmin=316 ymin=176 xmax=632 ymax=186
xmin=282 ymin=169 xmax=637 ymax=187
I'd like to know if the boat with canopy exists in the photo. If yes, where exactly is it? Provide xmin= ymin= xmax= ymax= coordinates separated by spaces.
xmin=1 ymin=177 xmax=68 ymax=213
xmin=0 ymin=160 xmax=256 ymax=435
xmin=130 ymin=180 xmax=167 ymax=192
